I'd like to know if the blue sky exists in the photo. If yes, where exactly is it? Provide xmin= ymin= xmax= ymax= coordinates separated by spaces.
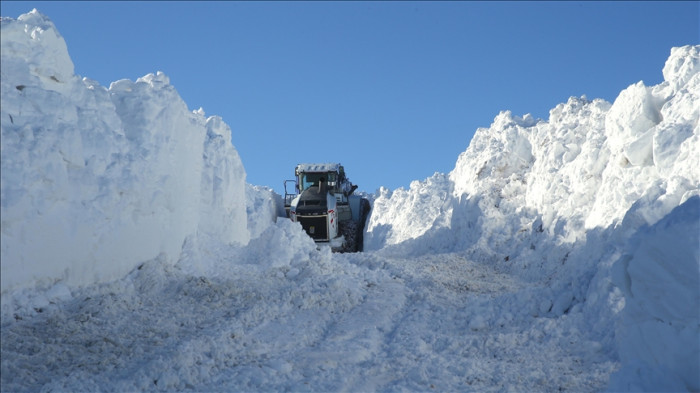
xmin=2 ymin=2 xmax=698 ymax=194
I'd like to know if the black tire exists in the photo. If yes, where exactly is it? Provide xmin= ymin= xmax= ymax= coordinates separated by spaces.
xmin=357 ymin=198 xmax=371 ymax=252
xmin=340 ymin=220 xmax=359 ymax=253
xmin=356 ymin=226 xmax=364 ymax=252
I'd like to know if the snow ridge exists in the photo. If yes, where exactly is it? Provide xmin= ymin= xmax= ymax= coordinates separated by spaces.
xmin=367 ymin=45 xmax=699 ymax=255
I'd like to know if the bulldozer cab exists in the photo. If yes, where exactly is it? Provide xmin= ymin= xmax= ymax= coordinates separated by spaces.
xmin=283 ymin=162 xmax=370 ymax=252
xmin=284 ymin=164 xmax=342 ymax=216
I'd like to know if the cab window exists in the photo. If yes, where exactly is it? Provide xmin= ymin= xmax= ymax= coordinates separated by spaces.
xmin=301 ymin=173 xmax=322 ymax=191
xmin=300 ymin=172 xmax=337 ymax=191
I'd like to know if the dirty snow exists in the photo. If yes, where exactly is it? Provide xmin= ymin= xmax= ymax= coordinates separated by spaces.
xmin=2 ymin=10 xmax=699 ymax=393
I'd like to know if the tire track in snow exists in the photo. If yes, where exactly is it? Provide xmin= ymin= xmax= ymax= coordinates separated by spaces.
xmin=301 ymin=278 xmax=407 ymax=375
xmin=351 ymin=252 xmax=615 ymax=392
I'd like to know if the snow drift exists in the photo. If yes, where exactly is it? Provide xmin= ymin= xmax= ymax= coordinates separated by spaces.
xmin=1 ymin=10 xmax=249 ymax=294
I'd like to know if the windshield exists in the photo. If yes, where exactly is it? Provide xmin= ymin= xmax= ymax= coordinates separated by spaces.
xmin=300 ymin=172 xmax=336 ymax=191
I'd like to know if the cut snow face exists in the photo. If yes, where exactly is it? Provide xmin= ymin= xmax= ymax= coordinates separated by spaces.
xmin=1 ymin=10 xmax=249 ymax=294
xmin=2 ymin=9 xmax=699 ymax=393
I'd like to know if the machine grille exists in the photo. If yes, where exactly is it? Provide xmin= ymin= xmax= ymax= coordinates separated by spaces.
xmin=298 ymin=214 xmax=328 ymax=241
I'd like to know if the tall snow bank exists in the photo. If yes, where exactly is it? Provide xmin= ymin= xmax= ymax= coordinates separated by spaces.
xmin=367 ymin=45 xmax=699 ymax=261
xmin=1 ymin=10 xmax=249 ymax=295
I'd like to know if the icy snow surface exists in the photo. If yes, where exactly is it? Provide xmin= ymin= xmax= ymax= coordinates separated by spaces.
xmin=2 ymin=10 xmax=699 ymax=393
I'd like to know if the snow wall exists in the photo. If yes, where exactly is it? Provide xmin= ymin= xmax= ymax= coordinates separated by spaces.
xmin=1 ymin=10 xmax=249 ymax=294
xmin=366 ymin=44 xmax=700 ymax=391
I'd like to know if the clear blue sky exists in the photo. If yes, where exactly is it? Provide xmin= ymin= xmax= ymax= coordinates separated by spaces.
xmin=2 ymin=2 xmax=698 ymax=194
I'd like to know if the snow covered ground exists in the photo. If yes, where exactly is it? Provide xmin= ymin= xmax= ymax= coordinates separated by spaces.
xmin=1 ymin=242 xmax=618 ymax=392
xmin=2 ymin=10 xmax=699 ymax=392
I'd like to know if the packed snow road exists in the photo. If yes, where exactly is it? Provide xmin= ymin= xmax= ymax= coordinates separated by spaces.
xmin=1 ymin=243 xmax=616 ymax=392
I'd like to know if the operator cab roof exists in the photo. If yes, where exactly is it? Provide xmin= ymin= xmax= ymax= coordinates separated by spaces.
xmin=296 ymin=163 xmax=341 ymax=173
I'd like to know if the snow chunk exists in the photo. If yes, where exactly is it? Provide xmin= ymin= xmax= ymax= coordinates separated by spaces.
xmin=365 ymin=173 xmax=453 ymax=250
xmin=246 ymin=184 xmax=285 ymax=240
xmin=1 ymin=9 xmax=75 ymax=92
xmin=605 ymin=81 xmax=662 ymax=163
xmin=663 ymin=45 xmax=700 ymax=89
xmin=244 ymin=219 xmax=317 ymax=269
